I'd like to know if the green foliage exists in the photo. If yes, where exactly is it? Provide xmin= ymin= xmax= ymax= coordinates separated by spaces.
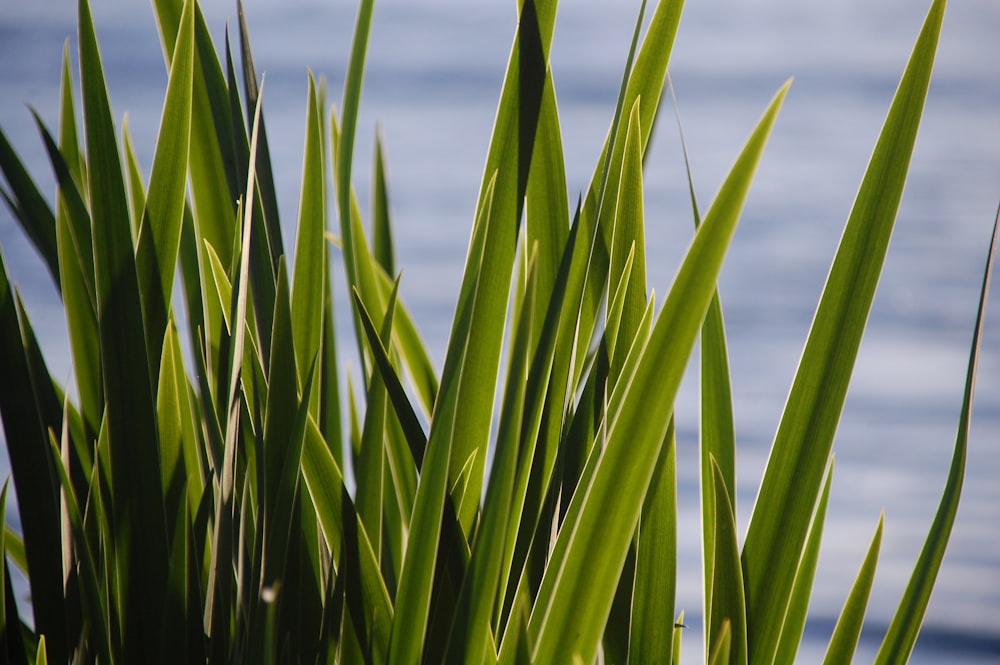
xmin=0 ymin=0 xmax=993 ymax=663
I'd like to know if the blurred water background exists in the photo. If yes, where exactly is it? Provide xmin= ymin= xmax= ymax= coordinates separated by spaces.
xmin=1 ymin=0 xmax=998 ymax=662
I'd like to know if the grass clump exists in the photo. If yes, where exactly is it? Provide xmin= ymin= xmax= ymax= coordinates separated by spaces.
xmin=0 ymin=0 xmax=995 ymax=663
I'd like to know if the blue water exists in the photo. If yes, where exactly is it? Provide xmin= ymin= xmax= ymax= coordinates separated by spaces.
xmin=1 ymin=0 xmax=998 ymax=662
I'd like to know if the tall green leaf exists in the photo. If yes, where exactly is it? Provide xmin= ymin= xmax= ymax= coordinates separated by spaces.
xmin=517 ymin=82 xmax=788 ymax=665
xmin=372 ymin=131 xmax=396 ymax=276
xmin=741 ymin=4 xmax=946 ymax=663
xmin=301 ymin=419 xmax=394 ymax=663
xmin=436 ymin=0 xmax=556 ymax=535
xmin=873 ymin=193 xmax=997 ymax=665
xmin=135 ymin=0 xmax=195 ymax=371
xmin=662 ymin=69 xmax=741 ymax=640
xmin=773 ymin=461 xmax=834 ymax=664
xmin=79 ymin=0 xmax=170 ymax=656
xmin=443 ymin=252 xmax=539 ymax=665
xmin=0 ymin=130 xmax=59 ymax=290
xmin=823 ymin=515 xmax=884 ymax=665
xmin=708 ymin=458 xmax=747 ymax=665
xmin=291 ymin=73 xmax=327 ymax=393
xmin=627 ymin=421 xmax=678 ymax=665
xmin=387 ymin=173 xmax=497 ymax=665
xmin=30 ymin=110 xmax=101 ymax=435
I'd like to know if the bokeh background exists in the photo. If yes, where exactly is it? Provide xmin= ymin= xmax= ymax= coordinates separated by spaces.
xmin=1 ymin=0 xmax=998 ymax=661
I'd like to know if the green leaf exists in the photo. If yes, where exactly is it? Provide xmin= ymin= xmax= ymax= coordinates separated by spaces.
xmin=672 ymin=612 xmax=685 ymax=665
xmin=354 ymin=280 xmax=400 ymax=565
xmin=823 ymin=515 xmax=883 ymax=665
xmin=873 ymin=168 xmax=996 ymax=665
xmin=496 ymin=208 xmax=587 ymax=639
xmin=575 ymin=0 xmax=684 ymax=370
xmin=627 ymin=421 xmax=678 ymax=665
xmin=135 ymin=0 xmax=195 ymax=368
xmin=260 ymin=261 xmax=302 ymax=590
xmin=608 ymin=97 xmax=647 ymax=383
xmin=604 ymin=242 xmax=636 ymax=371
xmin=291 ymin=73 xmax=327 ymax=394
xmin=28 ymin=112 xmax=101 ymax=434
xmin=372 ymin=263 xmax=439 ymax=418
xmin=205 ymin=86 xmax=264 ymax=662
xmin=0 ymin=128 xmax=60 ymax=290
xmin=353 ymin=287 xmax=427 ymax=469
xmin=774 ymin=461 xmax=834 ymax=664
xmin=523 ymin=62 xmax=569 ymax=345
xmin=708 ymin=457 xmax=747 ymax=665
xmin=741 ymin=3 xmax=946 ymax=662
xmin=301 ymin=419 xmax=393 ymax=663
xmin=0 ymin=483 xmax=23 ymax=665
xmin=433 ymin=0 xmax=557 ymax=537
xmin=122 ymin=121 xmax=146 ymax=237
xmin=388 ymin=172 xmax=498 ymax=665
xmin=47 ymin=423 xmax=115 ymax=664
xmin=708 ymin=621 xmax=732 ymax=665
xmin=0 ymin=256 xmax=71 ymax=663
xmin=663 ymin=69 xmax=741 ymax=638
xmin=518 ymin=82 xmax=789 ymax=665
xmin=237 ymin=0 xmax=284 ymax=270
xmin=372 ymin=131 xmax=396 ymax=276
xmin=335 ymin=0 xmax=375 ymax=298
xmin=33 ymin=636 xmax=47 ymax=665
xmin=1 ymin=525 xmax=25 ymax=577
xmin=443 ymin=250 xmax=539 ymax=665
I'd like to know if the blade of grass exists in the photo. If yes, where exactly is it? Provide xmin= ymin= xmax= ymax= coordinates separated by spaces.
xmin=708 ymin=621 xmax=732 ymax=665
xmin=0 ymin=129 xmax=60 ymax=290
xmin=435 ymin=0 xmax=556 ymax=536
xmin=496 ymin=207 xmax=585 ymax=640
xmin=205 ymin=84 xmax=264 ymax=661
xmin=135 ymin=0 xmax=195 ymax=370
xmin=608 ymin=97 xmax=648 ymax=383
xmin=665 ymin=69 xmax=739 ymax=641
xmin=708 ymin=457 xmax=747 ymax=665
xmin=78 ymin=0 xmax=173 ymax=656
xmin=150 ymin=0 xmax=239 ymax=271
xmin=291 ymin=73 xmax=327 ymax=397
xmin=388 ymin=172 xmax=498 ymax=665
xmin=47 ymin=424 xmax=115 ymax=664
xmin=520 ymin=82 xmax=789 ymax=665
xmin=237 ymin=0 xmax=284 ymax=270
xmin=31 ymin=112 xmax=101 ymax=434
xmin=372 ymin=263 xmax=439 ymax=417
xmin=523 ymin=66 xmax=569 ymax=345
xmin=672 ymin=612 xmax=685 ymax=665
xmin=443 ymin=249 xmax=539 ymax=665
xmin=741 ymin=4 xmax=946 ymax=663
xmin=823 ymin=515 xmax=884 ymax=665
xmin=0 ymin=258 xmax=70 ymax=663
xmin=575 ymin=0 xmax=684 ymax=383
xmin=335 ymin=0 xmax=374 ymax=299
xmin=353 ymin=287 xmax=428 ymax=469
xmin=627 ymin=420 xmax=678 ymax=665
xmin=300 ymin=418 xmax=394 ymax=663
xmin=261 ymin=262 xmax=301 ymax=589
xmin=0 ymin=482 xmax=28 ymax=665
xmin=773 ymin=460 xmax=834 ymax=664
xmin=873 ymin=196 xmax=997 ymax=665
xmin=372 ymin=130 xmax=396 ymax=276
xmin=354 ymin=280 xmax=401 ymax=567
xmin=122 ymin=121 xmax=146 ymax=238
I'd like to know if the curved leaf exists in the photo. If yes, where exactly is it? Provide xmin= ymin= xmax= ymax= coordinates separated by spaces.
xmin=521 ymin=82 xmax=789 ymax=665
xmin=873 ymin=181 xmax=997 ymax=665
xmin=824 ymin=515 xmax=884 ymax=665
xmin=741 ymin=3 xmax=947 ymax=662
